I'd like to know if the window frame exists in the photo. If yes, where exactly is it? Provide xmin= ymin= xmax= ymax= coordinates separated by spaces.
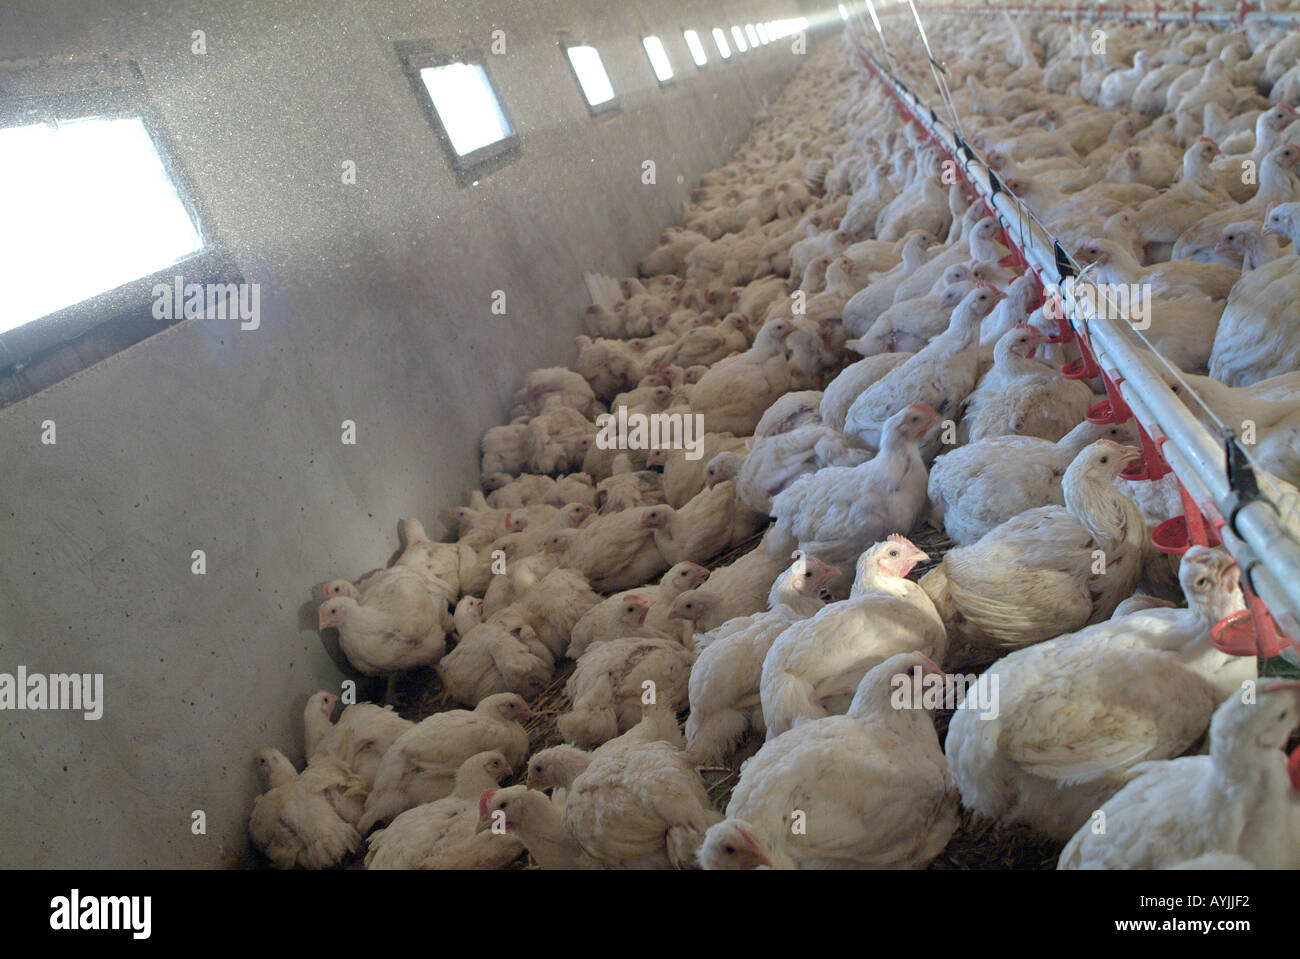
xmin=639 ymin=34 xmax=676 ymax=87
xmin=396 ymin=40 xmax=521 ymax=182
xmin=557 ymin=35 xmax=620 ymax=118
xmin=0 ymin=72 xmax=237 ymax=408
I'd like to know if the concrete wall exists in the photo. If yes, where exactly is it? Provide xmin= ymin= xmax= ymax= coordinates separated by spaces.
xmin=0 ymin=0 xmax=815 ymax=867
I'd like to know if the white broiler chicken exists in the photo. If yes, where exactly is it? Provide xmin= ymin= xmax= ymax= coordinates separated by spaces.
xmin=761 ymin=537 xmax=945 ymax=737
xmin=249 ymin=748 xmax=364 ymax=869
xmin=558 ymin=737 xmax=721 ymax=869
xmin=303 ymin=691 xmax=413 ymax=790
xmin=316 ymin=566 xmax=453 ymax=701
xmin=686 ymin=317 xmax=795 ymax=435
xmin=1171 ymin=143 xmax=1300 ymax=263
xmin=1209 ymin=201 xmax=1300 ymax=386
xmin=667 ymin=543 xmax=788 ymax=643
xmin=708 ymin=652 xmax=958 ymax=870
xmin=766 ymin=404 xmax=940 ymax=593
xmin=358 ymin=693 xmax=531 ymax=833
xmin=657 ymin=432 xmax=748 ymax=508
xmin=752 ymin=389 xmax=824 ymax=439
xmin=557 ymin=637 xmax=693 ymax=748
xmin=855 ymin=271 xmax=976 ymax=357
xmin=567 ymin=563 xmax=708 ymax=657
xmin=1059 ymin=678 xmax=1300 ymax=870
xmin=962 ymin=325 xmax=1096 ymax=442
xmin=526 ymin=699 xmax=684 ymax=808
xmin=363 ymin=751 xmax=521 ymax=870
xmin=928 ymin=419 xmax=1136 ymax=545
xmin=543 ymin=505 xmax=672 ymax=593
xmin=819 ymin=353 xmax=911 ymax=432
xmin=921 ymin=441 xmax=1146 ymax=654
xmin=1072 ymin=238 xmax=1234 ymax=371
xmin=475 ymin=786 xmax=600 ymax=869
xmin=843 ymin=287 xmax=1003 ymax=450
xmin=509 ymin=366 xmax=602 ymax=421
xmin=651 ymin=484 xmax=765 ymax=566
xmin=685 ymin=553 xmax=837 ymax=763
xmin=1167 ymin=370 xmax=1300 ymax=486
xmin=947 ymin=547 xmax=1258 ymax=841
xmin=721 ymin=424 xmax=872 ymax=515
xmin=840 ymin=229 xmax=940 ymax=337
xmin=437 ymin=613 xmax=554 ymax=706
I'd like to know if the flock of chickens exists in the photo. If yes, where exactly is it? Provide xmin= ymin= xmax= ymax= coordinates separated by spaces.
xmin=248 ymin=11 xmax=1300 ymax=871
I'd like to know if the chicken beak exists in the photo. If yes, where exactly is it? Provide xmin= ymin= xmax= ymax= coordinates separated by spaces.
xmin=1262 ymin=223 xmax=1279 ymax=237
xmin=474 ymin=816 xmax=493 ymax=835
xmin=317 ymin=608 xmax=331 ymax=631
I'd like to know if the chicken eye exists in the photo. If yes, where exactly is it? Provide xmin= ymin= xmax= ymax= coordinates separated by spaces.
xmin=724 ymin=845 xmax=737 ymax=854
xmin=889 ymin=549 xmax=899 ymax=557
xmin=1100 ymin=456 xmax=1109 ymax=464
xmin=1194 ymin=577 xmax=1210 ymax=589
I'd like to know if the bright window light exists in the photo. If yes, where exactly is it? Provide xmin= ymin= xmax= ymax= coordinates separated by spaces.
xmin=0 ymin=116 xmax=202 ymax=333
xmin=566 ymin=44 xmax=616 ymax=106
xmin=745 ymin=24 xmax=760 ymax=47
xmin=712 ymin=28 xmax=732 ymax=59
xmin=683 ymin=29 xmax=708 ymax=66
xmin=768 ymin=17 xmax=810 ymax=40
xmin=758 ymin=23 xmax=770 ymax=43
xmin=418 ymin=62 xmax=513 ymax=156
xmin=730 ymin=26 xmax=748 ymax=52
xmin=642 ymin=35 xmax=674 ymax=82
xmin=839 ymin=3 xmax=850 ymax=19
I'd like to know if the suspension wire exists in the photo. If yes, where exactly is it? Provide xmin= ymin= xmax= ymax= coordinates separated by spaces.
xmin=860 ymin=0 xmax=903 ymax=83
xmin=901 ymin=0 xmax=969 ymax=141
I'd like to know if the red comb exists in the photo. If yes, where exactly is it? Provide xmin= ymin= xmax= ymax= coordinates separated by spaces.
xmin=1197 ymin=136 xmax=1219 ymax=149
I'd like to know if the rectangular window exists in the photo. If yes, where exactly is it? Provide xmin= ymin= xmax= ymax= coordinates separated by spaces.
xmin=564 ymin=44 xmax=617 ymax=112
xmin=745 ymin=24 xmax=760 ymax=48
xmin=712 ymin=28 xmax=732 ymax=59
xmin=417 ymin=62 xmax=513 ymax=157
xmin=1 ymin=116 xmax=202 ymax=335
xmin=642 ymin=36 xmax=674 ymax=83
xmin=730 ymin=26 xmax=748 ymax=53
xmin=683 ymin=29 xmax=709 ymax=67
xmin=839 ymin=4 xmax=850 ymax=20
xmin=398 ymin=42 xmax=519 ymax=178
xmin=0 ymin=67 xmax=237 ymax=409
xmin=757 ymin=23 xmax=770 ymax=44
